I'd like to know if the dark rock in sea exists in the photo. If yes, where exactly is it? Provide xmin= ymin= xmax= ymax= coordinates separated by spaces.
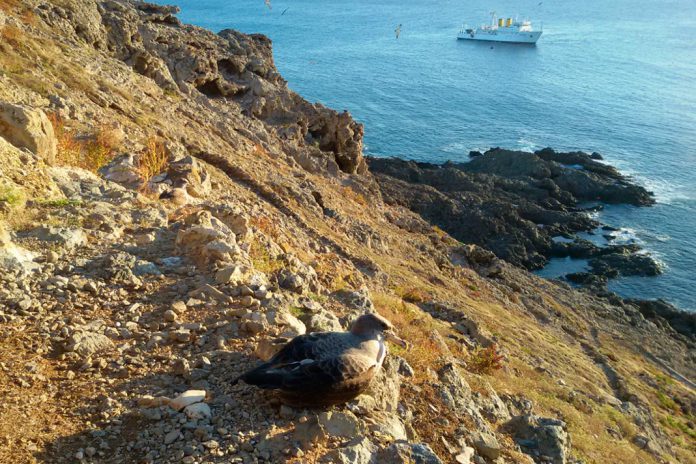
xmin=553 ymin=242 xmax=641 ymax=259
xmin=369 ymin=158 xmax=586 ymax=268
xmin=551 ymin=239 xmax=598 ymax=259
xmin=369 ymin=147 xmax=655 ymax=274
xmin=469 ymin=150 xmax=483 ymax=158
xmin=626 ymin=299 xmax=696 ymax=339
xmin=602 ymin=225 xmax=619 ymax=231
xmin=591 ymin=152 xmax=604 ymax=160
xmin=589 ymin=252 xmax=662 ymax=278
xmin=566 ymin=272 xmax=608 ymax=290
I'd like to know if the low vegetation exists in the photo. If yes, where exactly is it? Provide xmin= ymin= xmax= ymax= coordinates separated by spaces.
xmin=0 ymin=185 xmax=23 ymax=207
xmin=0 ymin=24 xmax=22 ymax=46
xmin=249 ymin=240 xmax=284 ymax=274
xmin=49 ymin=114 xmax=119 ymax=172
xmin=373 ymin=293 xmax=450 ymax=374
xmin=37 ymin=198 xmax=82 ymax=208
xmin=0 ymin=0 xmax=21 ymax=11
xmin=340 ymin=185 xmax=368 ymax=206
xmin=397 ymin=286 xmax=429 ymax=304
xmin=468 ymin=344 xmax=505 ymax=375
xmin=137 ymin=137 xmax=168 ymax=184
xmin=250 ymin=214 xmax=281 ymax=239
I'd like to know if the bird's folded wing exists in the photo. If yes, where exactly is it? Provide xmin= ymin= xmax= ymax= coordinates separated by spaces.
xmin=268 ymin=332 xmax=347 ymax=365
xmin=281 ymin=354 xmax=375 ymax=390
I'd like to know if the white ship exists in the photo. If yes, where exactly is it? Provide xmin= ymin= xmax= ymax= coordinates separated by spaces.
xmin=458 ymin=13 xmax=542 ymax=44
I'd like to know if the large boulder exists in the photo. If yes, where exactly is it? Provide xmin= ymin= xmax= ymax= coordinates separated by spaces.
xmin=175 ymin=210 xmax=240 ymax=267
xmin=0 ymin=103 xmax=57 ymax=164
xmin=0 ymin=227 xmax=40 ymax=275
xmin=505 ymin=415 xmax=571 ymax=464
xmin=376 ymin=442 xmax=443 ymax=464
xmin=165 ymin=154 xmax=211 ymax=198
xmin=65 ymin=331 xmax=115 ymax=358
xmin=359 ymin=356 xmax=400 ymax=412
xmin=325 ymin=437 xmax=376 ymax=464
xmin=0 ymin=138 xmax=62 ymax=213
xmin=30 ymin=226 xmax=87 ymax=250
xmin=276 ymin=255 xmax=319 ymax=294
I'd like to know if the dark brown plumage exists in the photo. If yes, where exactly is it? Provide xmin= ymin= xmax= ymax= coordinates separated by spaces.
xmin=232 ymin=313 xmax=406 ymax=408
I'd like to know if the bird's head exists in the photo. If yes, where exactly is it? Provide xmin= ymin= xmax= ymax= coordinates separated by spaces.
xmin=350 ymin=313 xmax=408 ymax=348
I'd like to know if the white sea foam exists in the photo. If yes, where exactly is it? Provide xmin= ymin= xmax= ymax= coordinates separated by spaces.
xmin=603 ymin=161 xmax=692 ymax=205
xmin=440 ymin=141 xmax=489 ymax=157
xmin=605 ymin=227 xmax=643 ymax=246
xmin=516 ymin=137 xmax=541 ymax=153
xmin=639 ymin=177 xmax=693 ymax=205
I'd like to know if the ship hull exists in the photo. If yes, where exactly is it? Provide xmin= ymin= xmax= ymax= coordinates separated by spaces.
xmin=457 ymin=30 xmax=542 ymax=44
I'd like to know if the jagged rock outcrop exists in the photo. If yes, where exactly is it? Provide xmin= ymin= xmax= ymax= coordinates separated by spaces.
xmin=505 ymin=415 xmax=572 ymax=464
xmin=369 ymin=148 xmax=658 ymax=276
xmin=35 ymin=0 xmax=366 ymax=175
xmin=628 ymin=299 xmax=696 ymax=339
xmin=0 ymin=102 xmax=57 ymax=163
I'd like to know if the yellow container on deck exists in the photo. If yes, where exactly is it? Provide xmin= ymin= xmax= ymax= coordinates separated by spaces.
xmin=507 ymin=18 xmax=513 ymax=26
xmin=498 ymin=18 xmax=504 ymax=27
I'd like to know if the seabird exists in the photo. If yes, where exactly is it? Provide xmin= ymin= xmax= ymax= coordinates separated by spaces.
xmin=232 ymin=313 xmax=407 ymax=408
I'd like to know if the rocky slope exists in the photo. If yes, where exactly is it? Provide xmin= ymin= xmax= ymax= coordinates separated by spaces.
xmin=0 ymin=2 xmax=694 ymax=464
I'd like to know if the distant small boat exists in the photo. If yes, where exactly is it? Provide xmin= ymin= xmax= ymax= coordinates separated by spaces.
xmin=458 ymin=12 xmax=542 ymax=44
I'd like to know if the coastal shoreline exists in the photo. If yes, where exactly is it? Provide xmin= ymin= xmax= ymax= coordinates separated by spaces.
xmin=368 ymin=147 xmax=694 ymax=336
xmin=368 ymin=147 xmax=656 ymax=272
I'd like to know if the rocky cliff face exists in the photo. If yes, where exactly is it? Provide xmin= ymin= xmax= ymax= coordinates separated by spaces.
xmin=35 ymin=0 xmax=366 ymax=175
xmin=0 ymin=2 xmax=694 ymax=464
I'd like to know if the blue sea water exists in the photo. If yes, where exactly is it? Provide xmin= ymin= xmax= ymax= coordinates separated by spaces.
xmin=165 ymin=0 xmax=696 ymax=311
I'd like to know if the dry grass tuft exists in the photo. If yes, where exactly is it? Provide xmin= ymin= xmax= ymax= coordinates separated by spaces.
xmin=19 ymin=9 xmax=37 ymax=26
xmin=137 ymin=137 xmax=168 ymax=183
xmin=468 ymin=344 xmax=505 ymax=375
xmin=341 ymin=185 xmax=368 ymax=206
xmin=0 ymin=24 xmax=22 ymax=45
xmin=0 ymin=0 xmax=20 ymax=12
xmin=252 ymin=142 xmax=268 ymax=157
xmin=397 ymin=286 xmax=430 ymax=304
xmin=249 ymin=240 xmax=284 ymax=274
xmin=251 ymin=214 xmax=281 ymax=239
xmin=49 ymin=114 xmax=119 ymax=172
xmin=0 ymin=0 xmax=37 ymax=25
xmin=373 ymin=293 xmax=449 ymax=374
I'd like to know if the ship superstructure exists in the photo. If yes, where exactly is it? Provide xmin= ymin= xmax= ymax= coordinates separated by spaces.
xmin=458 ymin=13 xmax=542 ymax=44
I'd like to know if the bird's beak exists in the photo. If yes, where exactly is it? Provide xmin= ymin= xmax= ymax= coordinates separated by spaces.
xmin=385 ymin=330 xmax=409 ymax=349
